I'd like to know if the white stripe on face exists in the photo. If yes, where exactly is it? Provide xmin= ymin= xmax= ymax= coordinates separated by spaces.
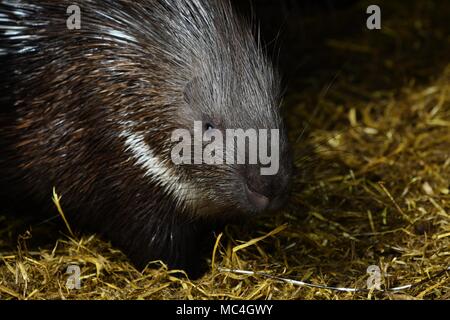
xmin=119 ymin=124 xmax=195 ymax=210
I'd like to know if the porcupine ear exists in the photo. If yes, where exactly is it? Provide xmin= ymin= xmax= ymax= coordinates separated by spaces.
xmin=183 ymin=76 xmax=201 ymax=105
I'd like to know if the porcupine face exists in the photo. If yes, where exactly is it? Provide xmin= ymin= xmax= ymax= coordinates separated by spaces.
xmin=174 ymin=59 xmax=292 ymax=217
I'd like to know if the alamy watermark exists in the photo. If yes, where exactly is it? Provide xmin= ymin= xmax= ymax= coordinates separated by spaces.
xmin=66 ymin=5 xmax=81 ymax=30
xmin=366 ymin=5 xmax=381 ymax=30
xmin=65 ymin=3 xmax=381 ymax=31
xmin=171 ymin=121 xmax=280 ymax=175
xmin=366 ymin=265 xmax=382 ymax=290
xmin=66 ymin=265 xmax=81 ymax=290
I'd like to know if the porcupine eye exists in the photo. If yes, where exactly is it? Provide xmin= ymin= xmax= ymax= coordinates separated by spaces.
xmin=205 ymin=123 xmax=214 ymax=131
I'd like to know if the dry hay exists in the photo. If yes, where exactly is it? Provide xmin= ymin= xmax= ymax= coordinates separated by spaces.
xmin=0 ymin=0 xmax=449 ymax=300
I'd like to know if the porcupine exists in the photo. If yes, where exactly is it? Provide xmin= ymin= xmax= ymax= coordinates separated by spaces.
xmin=0 ymin=0 xmax=292 ymax=275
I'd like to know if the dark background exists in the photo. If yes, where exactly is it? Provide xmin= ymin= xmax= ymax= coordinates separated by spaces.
xmin=231 ymin=0 xmax=448 ymax=85
xmin=229 ymin=0 xmax=450 ymax=132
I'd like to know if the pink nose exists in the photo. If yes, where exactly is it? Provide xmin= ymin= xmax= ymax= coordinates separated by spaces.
xmin=245 ymin=184 xmax=270 ymax=211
